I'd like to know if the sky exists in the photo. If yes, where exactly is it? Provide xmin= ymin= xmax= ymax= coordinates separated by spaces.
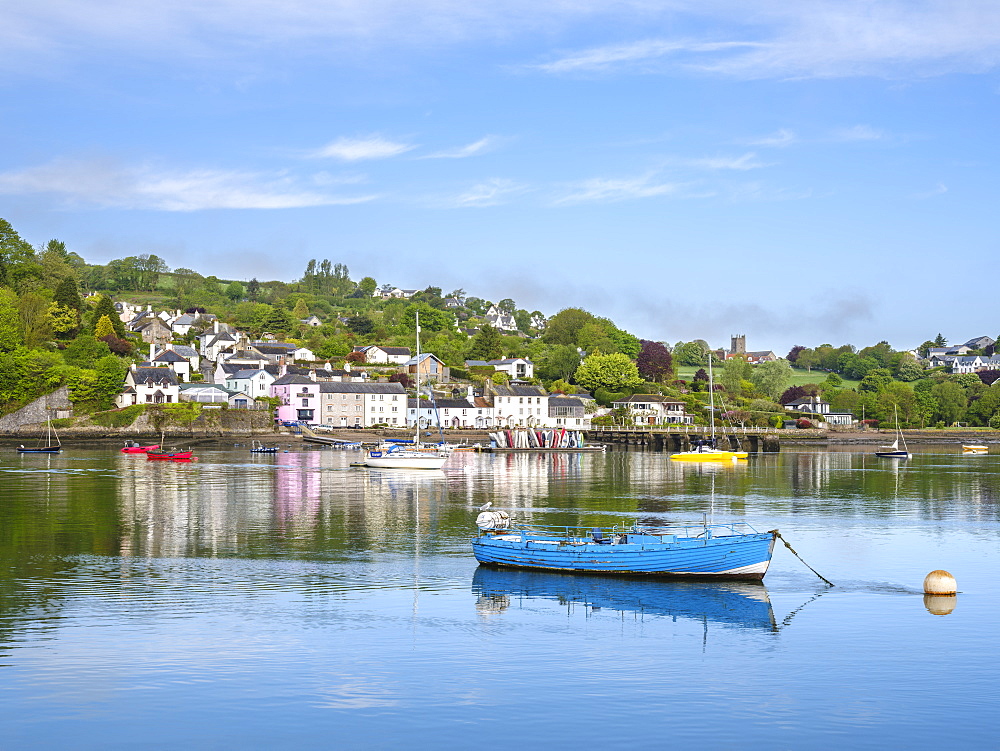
xmin=1 ymin=1 xmax=999 ymax=355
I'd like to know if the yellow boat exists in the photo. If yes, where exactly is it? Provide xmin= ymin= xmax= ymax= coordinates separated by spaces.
xmin=670 ymin=446 xmax=748 ymax=462
xmin=962 ymin=444 xmax=988 ymax=454
xmin=669 ymin=352 xmax=748 ymax=462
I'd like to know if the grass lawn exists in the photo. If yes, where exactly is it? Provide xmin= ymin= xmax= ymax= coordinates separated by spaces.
xmin=674 ymin=365 xmax=860 ymax=391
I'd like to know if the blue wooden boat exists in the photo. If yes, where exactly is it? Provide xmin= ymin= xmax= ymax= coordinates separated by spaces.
xmin=472 ymin=567 xmax=776 ymax=631
xmin=473 ymin=513 xmax=776 ymax=580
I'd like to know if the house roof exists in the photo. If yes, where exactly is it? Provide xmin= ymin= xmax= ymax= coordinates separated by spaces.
xmin=319 ymin=382 xmax=406 ymax=394
xmin=549 ymin=397 xmax=584 ymax=407
xmin=407 ymin=398 xmax=473 ymax=409
xmin=404 ymin=353 xmax=444 ymax=365
xmin=229 ymin=369 xmax=271 ymax=380
xmin=171 ymin=345 xmax=198 ymax=358
xmin=271 ymin=374 xmax=315 ymax=386
xmin=152 ymin=350 xmax=187 ymax=363
xmin=133 ymin=367 xmax=178 ymax=385
xmin=493 ymin=384 xmax=547 ymax=397
xmin=612 ymin=394 xmax=685 ymax=405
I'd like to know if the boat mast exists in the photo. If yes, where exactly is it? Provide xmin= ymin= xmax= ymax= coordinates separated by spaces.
xmin=708 ymin=351 xmax=716 ymax=445
xmin=414 ymin=310 xmax=421 ymax=446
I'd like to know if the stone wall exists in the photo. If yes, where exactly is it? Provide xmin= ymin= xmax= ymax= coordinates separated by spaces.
xmin=0 ymin=387 xmax=73 ymax=433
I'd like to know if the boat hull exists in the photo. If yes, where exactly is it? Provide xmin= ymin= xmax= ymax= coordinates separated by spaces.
xmin=670 ymin=450 xmax=748 ymax=462
xmin=473 ymin=531 xmax=775 ymax=581
xmin=875 ymin=451 xmax=910 ymax=458
xmin=363 ymin=452 xmax=448 ymax=469
xmin=17 ymin=447 xmax=61 ymax=453
xmin=146 ymin=451 xmax=194 ymax=460
xmin=121 ymin=445 xmax=158 ymax=454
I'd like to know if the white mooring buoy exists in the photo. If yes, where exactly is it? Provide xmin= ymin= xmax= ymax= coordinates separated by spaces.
xmin=923 ymin=570 xmax=957 ymax=595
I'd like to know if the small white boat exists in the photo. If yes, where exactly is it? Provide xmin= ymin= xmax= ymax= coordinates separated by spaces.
xmin=875 ymin=406 xmax=911 ymax=459
xmin=363 ymin=445 xmax=449 ymax=469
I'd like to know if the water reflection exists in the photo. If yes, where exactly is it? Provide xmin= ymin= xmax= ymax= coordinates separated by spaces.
xmin=472 ymin=566 xmax=777 ymax=632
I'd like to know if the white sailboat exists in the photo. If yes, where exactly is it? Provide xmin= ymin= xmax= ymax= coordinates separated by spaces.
xmin=670 ymin=351 xmax=748 ymax=462
xmin=363 ymin=311 xmax=450 ymax=470
xmin=875 ymin=406 xmax=911 ymax=459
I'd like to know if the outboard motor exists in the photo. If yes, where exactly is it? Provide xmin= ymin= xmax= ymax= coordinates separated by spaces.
xmin=476 ymin=510 xmax=511 ymax=530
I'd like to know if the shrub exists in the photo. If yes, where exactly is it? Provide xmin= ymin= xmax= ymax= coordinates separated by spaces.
xmin=51 ymin=418 xmax=74 ymax=428
xmin=91 ymin=404 xmax=145 ymax=427
xmin=796 ymin=418 xmax=813 ymax=429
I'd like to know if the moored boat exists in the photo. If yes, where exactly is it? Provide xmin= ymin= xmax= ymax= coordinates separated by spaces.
xmin=363 ymin=444 xmax=449 ymax=469
xmin=875 ymin=406 xmax=911 ymax=458
xmin=670 ymin=352 xmax=748 ymax=462
xmin=472 ymin=511 xmax=775 ymax=580
xmin=146 ymin=450 xmax=194 ymax=461
xmin=962 ymin=444 xmax=988 ymax=454
xmin=249 ymin=441 xmax=279 ymax=454
xmin=17 ymin=417 xmax=62 ymax=454
xmin=121 ymin=441 xmax=159 ymax=454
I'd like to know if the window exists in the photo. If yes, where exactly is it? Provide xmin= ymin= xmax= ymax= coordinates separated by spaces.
xmin=301 ymin=398 xmax=309 ymax=407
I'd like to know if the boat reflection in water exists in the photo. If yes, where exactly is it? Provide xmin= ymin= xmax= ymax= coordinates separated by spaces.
xmin=472 ymin=566 xmax=777 ymax=632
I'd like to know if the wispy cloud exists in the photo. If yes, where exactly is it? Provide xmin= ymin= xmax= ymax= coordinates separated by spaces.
xmin=0 ymin=158 xmax=378 ymax=210
xmin=831 ymin=125 xmax=885 ymax=141
xmin=527 ymin=3 xmax=1000 ymax=80
xmin=728 ymin=181 xmax=813 ymax=202
xmin=450 ymin=178 xmax=526 ymax=207
xmin=912 ymin=183 xmax=948 ymax=199
xmin=529 ymin=39 xmax=761 ymax=74
xmin=312 ymin=136 xmax=415 ymax=161
xmin=684 ymin=152 xmax=768 ymax=170
xmin=743 ymin=129 xmax=797 ymax=147
xmin=552 ymin=174 xmax=690 ymax=206
xmin=421 ymin=136 xmax=499 ymax=159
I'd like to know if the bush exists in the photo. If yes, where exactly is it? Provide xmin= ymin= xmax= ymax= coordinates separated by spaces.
xmin=796 ymin=418 xmax=813 ymax=429
xmin=51 ymin=417 xmax=74 ymax=428
xmin=91 ymin=404 xmax=145 ymax=427
xmin=449 ymin=367 xmax=469 ymax=381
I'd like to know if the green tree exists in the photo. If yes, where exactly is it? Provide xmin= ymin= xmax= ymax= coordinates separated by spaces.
xmin=0 ymin=288 xmax=23 ymax=352
xmin=63 ymin=335 xmax=112 ymax=368
xmin=93 ymin=316 xmax=117 ymax=341
xmin=932 ymin=380 xmax=966 ymax=425
xmin=292 ymin=298 xmax=310 ymax=319
xmin=358 ymin=277 xmax=377 ymax=297
xmin=17 ymin=292 xmax=53 ymax=347
xmin=573 ymin=352 xmax=643 ymax=394
xmin=536 ymin=345 xmax=581 ymax=382
xmin=53 ymin=277 xmax=82 ymax=310
xmin=247 ymin=278 xmax=261 ymax=302
xmin=89 ymin=294 xmax=127 ymax=338
xmin=467 ymin=324 xmax=504 ymax=361
xmin=720 ymin=357 xmax=752 ymax=394
xmin=225 ymin=281 xmax=245 ymax=302
xmin=750 ymin=359 xmax=793 ymax=400
xmin=0 ymin=218 xmax=41 ymax=290
xmin=402 ymin=303 xmax=454 ymax=333
xmin=46 ymin=302 xmax=79 ymax=339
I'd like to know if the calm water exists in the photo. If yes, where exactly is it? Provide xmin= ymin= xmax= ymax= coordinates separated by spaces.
xmin=1 ymin=443 xmax=998 ymax=749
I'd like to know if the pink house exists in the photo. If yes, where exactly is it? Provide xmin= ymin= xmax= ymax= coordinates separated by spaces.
xmin=271 ymin=374 xmax=321 ymax=424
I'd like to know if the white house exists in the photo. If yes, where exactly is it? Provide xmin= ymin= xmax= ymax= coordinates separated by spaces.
xmin=354 ymin=345 xmax=412 ymax=365
xmin=407 ymin=398 xmax=480 ymax=429
xmin=484 ymin=304 xmax=518 ymax=332
xmin=547 ymin=396 xmax=591 ymax=429
xmin=465 ymin=357 xmax=534 ymax=381
xmin=225 ymin=368 xmax=277 ymax=399
xmin=148 ymin=349 xmax=192 ymax=382
xmin=611 ymin=394 xmax=693 ymax=425
xmin=318 ymin=382 xmax=408 ymax=428
xmin=301 ymin=315 xmax=323 ymax=327
xmin=491 ymin=384 xmax=548 ymax=427
xmin=116 ymin=366 xmax=180 ymax=408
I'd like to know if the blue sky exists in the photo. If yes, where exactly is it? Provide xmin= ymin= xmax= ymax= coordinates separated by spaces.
xmin=2 ymin=1 xmax=998 ymax=355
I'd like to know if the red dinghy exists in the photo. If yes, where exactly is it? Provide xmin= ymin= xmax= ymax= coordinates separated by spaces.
xmin=121 ymin=441 xmax=160 ymax=454
xmin=146 ymin=450 xmax=194 ymax=460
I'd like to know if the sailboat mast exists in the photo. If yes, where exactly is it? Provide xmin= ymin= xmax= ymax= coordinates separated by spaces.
xmin=708 ymin=351 xmax=716 ymax=443
xmin=414 ymin=310 xmax=421 ymax=445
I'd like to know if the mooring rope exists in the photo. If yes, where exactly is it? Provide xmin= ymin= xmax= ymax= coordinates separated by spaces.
xmin=771 ymin=530 xmax=835 ymax=587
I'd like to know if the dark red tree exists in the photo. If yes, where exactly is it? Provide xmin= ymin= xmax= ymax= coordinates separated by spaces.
xmin=389 ymin=372 xmax=413 ymax=388
xmin=978 ymin=369 xmax=1000 ymax=386
xmin=786 ymin=345 xmax=805 ymax=363
xmin=99 ymin=333 xmax=134 ymax=356
xmin=780 ymin=385 xmax=808 ymax=405
xmin=636 ymin=340 xmax=673 ymax=383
